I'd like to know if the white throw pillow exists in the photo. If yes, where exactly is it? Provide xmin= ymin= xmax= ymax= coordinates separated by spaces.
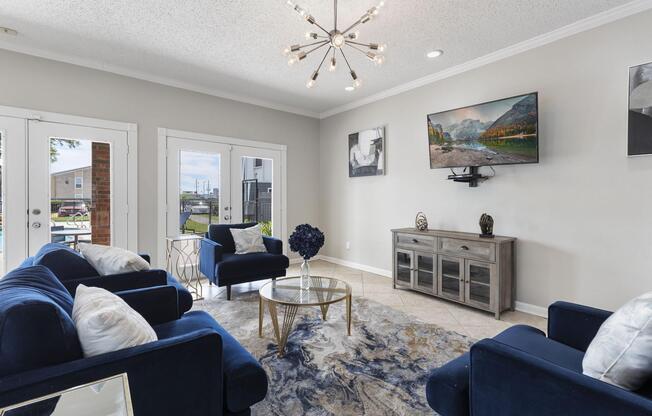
xmin=582 ymin=292 xmax=652 ymax=390
xmin=78 ymin=243 xmax=150 ymax=276
xmin=72 ymin=285 xmax=158 ymax=357
xmin=230 ymin=224 xmax=268 ymax=254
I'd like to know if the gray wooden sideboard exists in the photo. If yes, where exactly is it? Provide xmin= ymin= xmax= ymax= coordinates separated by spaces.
xmin=391 ymin=228 xmax=516 ymax=319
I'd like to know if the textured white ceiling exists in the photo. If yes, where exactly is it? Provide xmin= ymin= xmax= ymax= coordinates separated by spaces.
xmin=0 ymin=0 xmax=638 ymax=115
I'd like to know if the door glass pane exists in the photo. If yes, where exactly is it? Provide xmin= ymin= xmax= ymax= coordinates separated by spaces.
xmin=396 ymin=251 xmax=411 ymax=283
xmin=417 ymin=254 xmax=433 ymax=288
xmin=178 ymin=151 xmax=221 ymax=235
xmin=240 ymin=157 xmax=273 ymax=236
xmin=469 ymin=263 xmax=491 ymax=305
xmin=441 ymin=259 xmax=460 ymax=278
xmin=441 ymin=259 xmax=461 ymax=297
xmin=50 ymin=138 xmax=110 ymax=247
xmin=469 ymin=263 xmax=491 ymax=285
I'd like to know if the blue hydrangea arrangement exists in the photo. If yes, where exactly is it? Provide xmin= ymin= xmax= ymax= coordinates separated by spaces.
xmin=289 ymin=224 xmax=325 ymax=260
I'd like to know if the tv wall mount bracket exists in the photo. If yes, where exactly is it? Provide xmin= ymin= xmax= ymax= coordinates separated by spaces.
xmin=447 ymin=166 xmax=494 ymax=187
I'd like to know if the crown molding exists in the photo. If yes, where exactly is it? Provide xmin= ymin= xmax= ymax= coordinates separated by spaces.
xmin=319 ymin=0 xmax=652 ymax=119
xmin=0 ymin=41 xmax=321 ymax=119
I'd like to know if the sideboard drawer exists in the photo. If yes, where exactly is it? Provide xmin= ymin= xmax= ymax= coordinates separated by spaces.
xmin=395 ymin=233 xmax=435 ymax=250
xmin=439 ymin=237 xmax=495 ymax=262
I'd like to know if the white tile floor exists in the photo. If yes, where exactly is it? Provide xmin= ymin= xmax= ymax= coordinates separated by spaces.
xmin=199 ymin=259 xmax=547 ymax=339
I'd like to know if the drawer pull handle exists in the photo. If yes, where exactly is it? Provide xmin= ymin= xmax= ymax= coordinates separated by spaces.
xmin=412 ymin=238 xmax=419 ymax=244
xmin=460 ymin=245 xmax=469 ymax=251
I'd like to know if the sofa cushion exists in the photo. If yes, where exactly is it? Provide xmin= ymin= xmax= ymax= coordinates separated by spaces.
xmin=32 ymin=243 xmax=99 ymax=280
xmin=154 ymin=311 xmax=268 ymax=413
xmin=208 ymin=223 xmax=258 ymax=254
xmin=493 ymin=325 xmax=584 ymax=372
xmin=0 ymin=266 xmax=83 ymax=377
xmin=426 ymin=352 xmax=470 ymax=416
xmin=216 ymin=253 xmax=289 ymax=281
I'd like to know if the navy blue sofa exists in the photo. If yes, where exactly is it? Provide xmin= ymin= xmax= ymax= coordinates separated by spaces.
xmin=0 ymin=265 xmax=268 ymax=415
xmin=426 ymin=301 xmax=652 ymax=416
xmin=20 ymin=243 xmax=193 ymax=315
xmin=200 ymin=223 xmax=289 ymax=300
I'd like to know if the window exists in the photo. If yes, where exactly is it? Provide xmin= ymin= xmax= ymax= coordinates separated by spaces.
xmin=75 ymin=176 xmax=83 ymax=189
xmin=254 ymin=158 xmax=263 ymax=168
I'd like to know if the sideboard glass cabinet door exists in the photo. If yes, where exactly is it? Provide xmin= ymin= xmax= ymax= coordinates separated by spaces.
xmin=465 ymin=260 xmax=495 ymax=310
xmin=415 ymin=252 xmax=436 ymax=293
xmin=395 ymin=249 xmax=413 ymax=287
xmin=438 ymin=256 xmax=464 ymax=302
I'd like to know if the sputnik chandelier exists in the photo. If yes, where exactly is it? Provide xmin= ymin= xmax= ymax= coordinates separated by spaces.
xmin=283 ymin=0 xmax=386 ymax=90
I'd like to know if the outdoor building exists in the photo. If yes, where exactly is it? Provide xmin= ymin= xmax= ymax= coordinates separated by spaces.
xmin=50 ymin=166 xmax=92 ymax=199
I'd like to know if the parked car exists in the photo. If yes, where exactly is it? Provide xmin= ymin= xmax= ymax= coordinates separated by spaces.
xmin=57 ymin=202 xmax=88 ymax=217
xmin=189 ymin=202 xmax=210 ymax=214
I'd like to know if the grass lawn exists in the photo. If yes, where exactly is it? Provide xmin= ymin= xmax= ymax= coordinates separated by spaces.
xmin=51 ymin=214 xmax=89 ymax=222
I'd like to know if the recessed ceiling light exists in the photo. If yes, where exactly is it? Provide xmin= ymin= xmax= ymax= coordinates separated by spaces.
xmin=0 ymin=27 xmax=18 ymax=37
xmin=427 ymin=49 xmax=443 ymax=59
xmin=345 ymin=86 xmax=355 ymax=92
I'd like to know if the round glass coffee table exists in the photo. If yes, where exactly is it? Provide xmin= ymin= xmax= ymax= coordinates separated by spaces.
xmin=259 ymin=276 xmax=352 ymax=356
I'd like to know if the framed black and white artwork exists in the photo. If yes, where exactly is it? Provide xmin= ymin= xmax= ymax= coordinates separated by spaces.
xmin=348 ymin=127 xmax=385 ymax=177
xmin=628 ymin=61 xmax=652 ymax=156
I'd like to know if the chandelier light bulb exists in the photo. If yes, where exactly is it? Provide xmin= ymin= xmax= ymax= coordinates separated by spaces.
xmin=353 ymin=78 xmax=362 ymax=88
xmin=348 ymin=31 xmax=360 ymax=40
xmin=328 ymin=57 xmax=337 ymax=72
xmin=306 ymin=70 xmax=319 ymax=88
xmin=305 ymin=31 xmax=318 ymax=39
xmin=282 ymin=47 xmax=291 ymax=56
xmin=378 ymin=1 xmax=385 ymax=8
xmin=373 ymin=55 xmax=385 ymax=66
xmin=377 ymin=43 xmax=387 ymax=52
xmin=288 ymin=56 xmax=298 ymax=66
xmin=345 ymin=86 xmax=355 ymax=92
xmin=286 ymin=0 xmax=295 ymax=7
xmin=366 ymin=51 xmax=377 ymax=61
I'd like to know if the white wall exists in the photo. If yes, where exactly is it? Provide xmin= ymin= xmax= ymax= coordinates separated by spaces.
xmin=0 ymin=49 xmax=320 ymax=260
xmin=319 ymin=10 xmax=652 ymax=312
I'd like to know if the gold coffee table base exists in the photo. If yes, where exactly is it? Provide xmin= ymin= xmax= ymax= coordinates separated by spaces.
xmin=259 ymin=276 xmax=352 ymax=356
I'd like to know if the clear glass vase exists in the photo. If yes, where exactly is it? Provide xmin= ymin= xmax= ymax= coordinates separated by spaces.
xmin=300 ymin=259 xmax=311 ymax=289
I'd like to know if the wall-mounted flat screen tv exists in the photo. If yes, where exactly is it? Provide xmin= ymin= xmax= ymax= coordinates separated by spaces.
xmin=427 ymin=92 xmax=539 ymax=168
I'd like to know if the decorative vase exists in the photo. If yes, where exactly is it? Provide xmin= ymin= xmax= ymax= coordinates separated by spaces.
xmin=415 ymin=212 xmax=428 ymax=231
xmin=300 ymin=259 xmax=311 ymax=289
xmin=479 ymin=213 xmax=494 ymax=238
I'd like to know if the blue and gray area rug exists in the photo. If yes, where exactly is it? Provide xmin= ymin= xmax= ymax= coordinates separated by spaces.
xmin=194 ymin=293 xmax=473 ymax=416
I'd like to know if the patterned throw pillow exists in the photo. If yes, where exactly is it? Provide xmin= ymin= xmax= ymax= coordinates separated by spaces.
xmin=230 ymin=224 xmax=268 ymax=255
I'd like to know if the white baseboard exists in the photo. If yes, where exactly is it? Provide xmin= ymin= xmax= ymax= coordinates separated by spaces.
xmin=318 ymin=255 xmax=392 ymax=278
xmin=305 ymin=255 xmax=548 ymax=318
xmin=514 ymin=301 xmax=548 ymax=318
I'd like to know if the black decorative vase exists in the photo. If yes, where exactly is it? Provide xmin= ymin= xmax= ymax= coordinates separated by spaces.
xmin=479 ymin=213 xmax=494 ymax=238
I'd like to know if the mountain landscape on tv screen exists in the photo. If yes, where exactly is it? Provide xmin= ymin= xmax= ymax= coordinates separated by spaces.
xmin=428 ymin=93 xmax=538 ymax=168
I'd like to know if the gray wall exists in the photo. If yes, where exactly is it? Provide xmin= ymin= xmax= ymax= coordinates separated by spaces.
xmin=319 ymin=10 xmax=652 ymax=312
xmin=0 ymin=49 xmax=320 ymax=259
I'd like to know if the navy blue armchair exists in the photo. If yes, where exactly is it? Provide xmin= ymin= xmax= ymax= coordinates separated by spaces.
xmin=0 ymin=265 xmax=268 ymax=415
xmin=20 ymin=243 xmax=193 ymax=315
xmin=426 ymin=301 xmax=652 ymax=416
xmin=200 ymin=223 xmax=289 ymax=300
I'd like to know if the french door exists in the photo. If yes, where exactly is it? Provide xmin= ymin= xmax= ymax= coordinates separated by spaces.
xmin=28 ymin=121 xmax=130 ymax=253
xmin=163 ymin=132 xmax=284 ymax=256
xmin=0 ymin=111 xmax=135 ymax=274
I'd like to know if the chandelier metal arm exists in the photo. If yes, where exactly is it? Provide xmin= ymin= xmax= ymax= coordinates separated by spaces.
xmin=298 ymin=40 xmax=329 ymax=49
xmin=339 ymin=48 xmax=353 ymax=72
xmin=341 ymin=19 xmax=363 ymax=36
xmin=304 ymin=41 xmax=329 ymax=57
xmin=334 ymin=0 xmax=338 ymax=31
xmin=344 ymin=42 xmax=370 ymax=56
xmin=311 ymin=20 xmax=331 ymax=36
xmin=316 ymin=46 xmax=333 ymax=73
xmin=346 ymin=40 xmax=375 ymax=49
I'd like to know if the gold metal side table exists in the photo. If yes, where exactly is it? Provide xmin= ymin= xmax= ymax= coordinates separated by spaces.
xmin=166 ymin=234 xmax=203 ymax=300
xmin=259 ymin=276 xmax=352 ymax=356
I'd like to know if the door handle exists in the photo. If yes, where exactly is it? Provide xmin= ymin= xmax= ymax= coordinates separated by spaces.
xmin=224 ymin=215 xmax=231 ymax=221
xmin=32 ymin=222 xmax=42 ymax=229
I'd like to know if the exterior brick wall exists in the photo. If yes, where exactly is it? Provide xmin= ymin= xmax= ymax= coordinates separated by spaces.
xmin=91 ymin=143 xmax=111 ymax=245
